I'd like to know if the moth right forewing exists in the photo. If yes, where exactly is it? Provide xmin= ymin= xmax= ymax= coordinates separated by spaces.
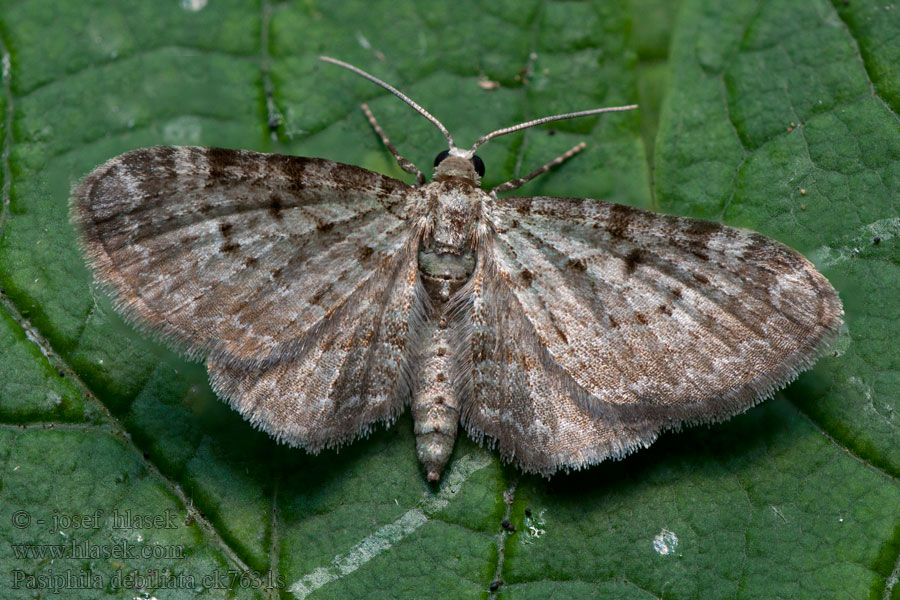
xmin=483 ymin=195 xmax=841 ymax=427
xmin=72 ymin=146 xmax=416 ymax=363
xmin=449 ymin=193 xmax=843 ymax=476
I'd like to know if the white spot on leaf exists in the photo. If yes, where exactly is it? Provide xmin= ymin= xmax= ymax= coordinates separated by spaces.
xmin=811 ymin=217 xmax=900 ymax=269
xmin=652 ymin=529 xmax=678 ymax=556
xmin=355 ymin=32 xmax=372 ymax=50
xmin=163 ymin=116 xmax=204 ymax=145
xmin=181 ymin=0 xmax=207 ymax=11
xmin=522 ymin=509 xmax=547 ymax=544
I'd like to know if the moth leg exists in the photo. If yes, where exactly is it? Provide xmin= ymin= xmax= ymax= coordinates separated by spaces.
xmin=491 ymin=142 xmax=586 ymax=194
xmin=361 ymin=103 xmax=427 ymax=186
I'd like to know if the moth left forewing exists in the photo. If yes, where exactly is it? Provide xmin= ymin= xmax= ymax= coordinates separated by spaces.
xmin=73 ymin=145 xmax=431 ymax=452
xmin=71 ymin=146 xmax=416 ymax=364
xmin=461 ymin=195 xmax=842 ymax=473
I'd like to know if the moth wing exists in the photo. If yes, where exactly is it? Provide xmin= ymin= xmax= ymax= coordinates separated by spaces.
xmin=454 ymin=196 xmax=842 ymax=475
xmin=73 ymin=146 xmax=426 ymax=448
xmin=73 ymin=146 xmax=417 ymax=361
xmin=452 ymin=253 xmax=662 ymax=475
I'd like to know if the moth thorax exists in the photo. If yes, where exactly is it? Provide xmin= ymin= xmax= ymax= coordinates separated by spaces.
xmin=432 ymin=154 xmax=481 ymax=184
xmin=424 ymin=181 xmax=483 ymax=252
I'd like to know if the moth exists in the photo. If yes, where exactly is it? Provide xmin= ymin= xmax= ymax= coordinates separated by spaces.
xmin=72 ymin=57 xmax=842 ymax=482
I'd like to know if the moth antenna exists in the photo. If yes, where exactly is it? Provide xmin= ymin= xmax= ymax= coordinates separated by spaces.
xmin=320 ymin=56 xmax=457 ymax=150
xmin=469 ymin=105 xmax=638 ymax=154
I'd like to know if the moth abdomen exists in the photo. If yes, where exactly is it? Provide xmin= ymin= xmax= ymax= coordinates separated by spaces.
xmin=412 ymin=321 xmax=460 ymax=482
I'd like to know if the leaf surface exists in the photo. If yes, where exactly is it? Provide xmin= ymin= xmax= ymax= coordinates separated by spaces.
xmin=1 ymin=1 xmax=898 ymax=598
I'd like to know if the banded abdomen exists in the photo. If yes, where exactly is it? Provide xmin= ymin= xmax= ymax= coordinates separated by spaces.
xmin=413 ymin=247 xmax=474 ymax=481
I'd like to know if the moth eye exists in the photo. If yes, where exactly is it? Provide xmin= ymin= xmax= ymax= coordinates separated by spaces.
xmin=472 ymin=155 xmax=486 ymax=177
xmin=433 ymin=150 xmax=451 ymax=167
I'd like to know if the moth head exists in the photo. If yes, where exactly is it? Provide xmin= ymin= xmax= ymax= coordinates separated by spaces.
xmin=432 ymin=149 xmax=485 ymax=184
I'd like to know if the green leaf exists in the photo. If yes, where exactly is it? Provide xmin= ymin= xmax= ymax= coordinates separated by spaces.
xmin=0 ymin=1 xmax=898 ymax=599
